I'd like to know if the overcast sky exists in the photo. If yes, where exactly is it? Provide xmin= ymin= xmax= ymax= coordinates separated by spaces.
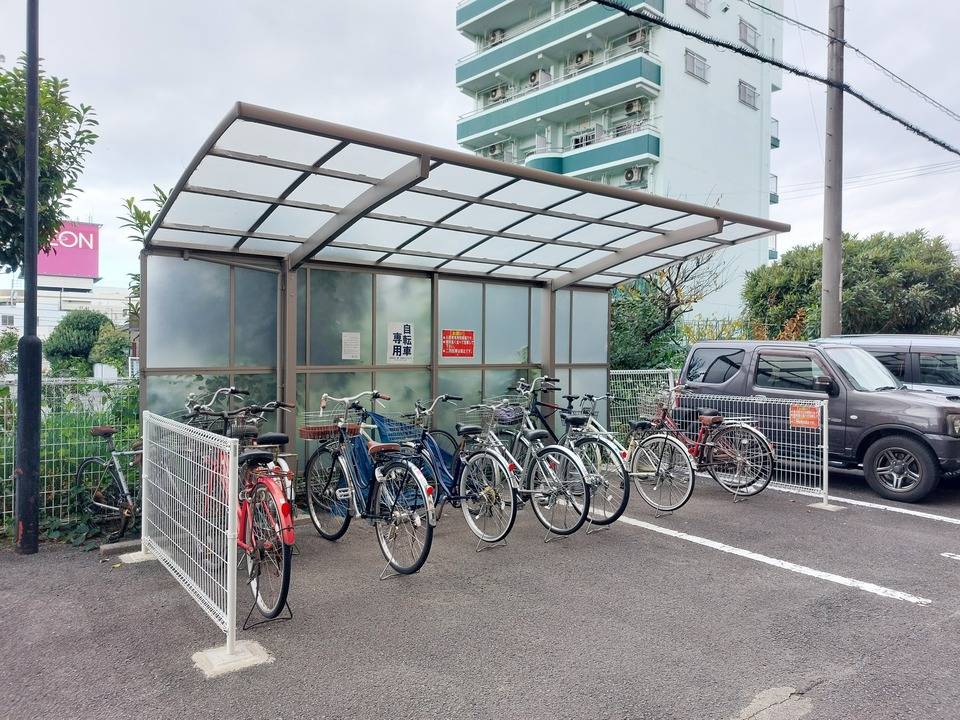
xmin=1 ymin=0 xmax=958 ymax=288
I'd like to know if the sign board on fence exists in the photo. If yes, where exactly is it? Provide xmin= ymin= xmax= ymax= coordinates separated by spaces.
xmin=387 ymin=322 xmax=414 ymax=363
xmin=441 ymin=329 xmax=475 ymax=359
xmin=789 ymin=403 xmax=821 ymax=429
xmin=341 ymin=332 xmax=361 ymax=360
xmin=38 ymin=221 xmax=100 ymax=279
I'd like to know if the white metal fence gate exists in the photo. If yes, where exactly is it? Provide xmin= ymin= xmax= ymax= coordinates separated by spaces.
xmin=608 ymin=370 xmax=830 ymax=502
xmin=141 ymin=412 xmax=239 ymax=651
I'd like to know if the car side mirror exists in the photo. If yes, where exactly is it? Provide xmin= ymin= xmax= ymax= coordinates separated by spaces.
xmin=813 ymin=376 xmax=838 ymax=396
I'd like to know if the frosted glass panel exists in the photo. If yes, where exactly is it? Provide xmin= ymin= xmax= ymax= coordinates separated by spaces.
xmin=375 ymin=370 xmax=432 ymax=411
xmin=438 ymin=280 xmax=482 ymax=366
xmin=309 ymin=269 xmax=373 ymax=366
xmin=375 ymin=274 xmax=432 ymax=365
xmin=190 ymin=156 xmax=300 ymax=197
xmin=234 ymin=267 xmax=278 ymax=367
xmin=296 ymin=268 xmax=307 ymax=365
xmin=571 ymin=291 xmax=608 ymax=364
xmin=484 ymin=368 xmax=533 ymax=398
xmin=554 ymin=290 xmax=571 ymax=364
xmin=146 ymin=256 xmax=229 ymax=368
xmin=571 ymin=367 xmax=608 ymax=425
xmin=436 ymin=370 xmax=482 ymax=434
xmin=215 ymin=120 xmax=340 ymax=163
xmin=485 ymin=284 xmax=529 ymax=364
xmin=145 ymin=374 xmax=229 ymax=416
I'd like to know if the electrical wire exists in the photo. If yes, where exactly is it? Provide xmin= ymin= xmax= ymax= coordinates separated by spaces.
xmin=790 ymin=0 xmax=823 ymax=159
xmin=592 ymin=0 xmax=960 ymax=157
xmin=741 ymin=0 xmax=960 ymax=124
xmin=781 ymin=159 xmax=960 ymax=190
xmin=781 ymin=164 xmax=960 ymax=200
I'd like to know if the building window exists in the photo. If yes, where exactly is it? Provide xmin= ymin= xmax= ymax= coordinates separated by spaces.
xmin=1 ymin=314 xmax=13 ymax=327
xmin=739 ymin=18 xmax=759 ymax=49
xmin=685 ymin=49 xmax=710 ymax=82
xmin=686 ymin=0 xmax=711 ymax=17
xmin=738 ymin=80 xmax=759 ymax=109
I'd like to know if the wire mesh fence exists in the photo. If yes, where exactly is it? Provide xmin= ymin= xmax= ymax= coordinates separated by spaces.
xmin=0 ymin=378 xmax=140 ymax=525
xmin=141 ymin=412 xmax=239 ymax=648
xmin=608 ymin=370 xmax=828 ymax=500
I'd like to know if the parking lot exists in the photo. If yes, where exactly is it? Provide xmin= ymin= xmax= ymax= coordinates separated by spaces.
xmin=4 ymin=474 xmax=960 ymax=720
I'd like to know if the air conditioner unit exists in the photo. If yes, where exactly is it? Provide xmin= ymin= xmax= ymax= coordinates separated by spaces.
xmin=627 ymin=28 xmax=649 ymax=46
xmin=573 ymin=50 xmax=594 ymax=69
xmin=486 ymin=143 xmax=504 ymax=157
xmin=488 ymin=28 xmax=505 ymax=45
xmin=488 ymin=86 xmax=506 ymax=102
xmin=624 ymin=99 xmax=642 ymax=115
xmin=624 ymin=166 xmax=649 ymax=187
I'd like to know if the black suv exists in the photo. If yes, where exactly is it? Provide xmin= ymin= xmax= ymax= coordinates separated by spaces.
xmin=680 ymin=340 xmax=960 ymax=502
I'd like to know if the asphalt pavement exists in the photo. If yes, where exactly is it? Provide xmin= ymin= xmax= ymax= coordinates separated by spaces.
xmin=3 ymin=475 xmax=960 ymax=720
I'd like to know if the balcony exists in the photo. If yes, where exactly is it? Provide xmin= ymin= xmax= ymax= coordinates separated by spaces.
xmin=769 ymin=173 xmax=779 ymax=204
xmin=770 ymin=117 xmax=780 ymax=148
xmin=457 ymin=0 xmax=663 ymax=36
xmin=457 ymin=46 xmax=661 ymax=145
xmin=524 ymin=122 xmax=660 ymax=176
xmin=457 ymin=1 xmax=662 ymax=88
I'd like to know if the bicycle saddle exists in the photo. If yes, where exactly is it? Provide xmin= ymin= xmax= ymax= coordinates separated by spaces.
xmin=562 ymin=413 xmax=590 ymax=427
xmin=628 ymin=419 xmax=653 ymax=431
xmin=562 ymin=394 xmax=579 ymax=402
xmin=256 ymin=432 xmax=289 ymax=447
xmin=455 ymin=423 xmax=482 ymax=437
xmin=697 ymin=407 xmax=720 ymax=417
xmin=522 ymin=429 xmax=550 ymax=442
xmin=238 ymin=449 xmax=274 ymax=466
xmin=367 ymin=441 xmax=401 ymax=456
xmin=90 ymin=425 xmax=117 ymax=437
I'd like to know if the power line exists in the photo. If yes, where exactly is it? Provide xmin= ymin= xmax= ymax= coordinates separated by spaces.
xmin=790 ymin=0 xmax=823 ymax=159
xmin=782 ymin=164 xmax=960 ymax=201
xmin=742 ymin=0 xmax=960 ymax=124
xmin=592 ymin=0 xmax=960 ymax=157
xmin=781 ymin=159 xmax=960 ymax=190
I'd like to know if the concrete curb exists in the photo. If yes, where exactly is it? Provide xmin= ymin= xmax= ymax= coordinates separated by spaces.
xmin=99 ymin=538 xmax=141 ymax=557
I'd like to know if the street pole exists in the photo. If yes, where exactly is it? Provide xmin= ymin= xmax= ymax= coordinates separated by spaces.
xmin=820 ymin=0 xmax=844 ymax=337
xmin=15 ymin=0 xmax=41 ymax=555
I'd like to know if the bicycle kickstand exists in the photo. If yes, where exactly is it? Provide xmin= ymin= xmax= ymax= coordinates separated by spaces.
xmin=475 ymin=535 xmax=508 ymax=553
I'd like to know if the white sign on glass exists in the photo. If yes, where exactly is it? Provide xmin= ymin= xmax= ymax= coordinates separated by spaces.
xmin=341 ymin=331 xmax=361 ymax=360
xmin=387 ymin=322 xmax=414 ymax=364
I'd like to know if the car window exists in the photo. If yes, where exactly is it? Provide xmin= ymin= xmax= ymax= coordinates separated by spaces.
xmin=918 ymin=353 xmax=960 ymax=386
xmin=755 ymin=354 xmax=828 ymax=391
xmin=871 ymin=351 xmax=907 ymax=380
xmin=686 ymin=348 xmax=744 ymax=384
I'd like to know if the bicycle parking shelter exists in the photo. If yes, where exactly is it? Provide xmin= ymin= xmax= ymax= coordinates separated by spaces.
xmin=140 ymin=102 xmax=789 ymax=452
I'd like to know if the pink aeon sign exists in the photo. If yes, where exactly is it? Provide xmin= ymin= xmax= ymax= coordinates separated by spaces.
xmin=38 ymin=221 xmax=100 ymax=279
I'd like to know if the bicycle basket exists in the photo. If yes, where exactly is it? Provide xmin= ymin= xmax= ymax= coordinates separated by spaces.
xmin=455 ymin=406 xmax=496 ymax=433
xmin=299 ymin=407 xmax=363 ymax=440
xmin=482 ymin=394 xmax=527 ymax=428
xmin=166 ymin=408 xmax=222 ymax=433
xmin=369 ymin=411 xmax=424 ymax=443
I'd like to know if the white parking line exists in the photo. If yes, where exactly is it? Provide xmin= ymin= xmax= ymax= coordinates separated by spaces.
xmin=617 ymin=513 xmax=933 ymax=606
xmin=770 ymin=486 xmax=960 ymax=526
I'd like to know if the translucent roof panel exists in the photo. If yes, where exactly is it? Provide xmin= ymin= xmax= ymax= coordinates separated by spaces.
xmin=146 ymin=103 xmax=789 ymax=290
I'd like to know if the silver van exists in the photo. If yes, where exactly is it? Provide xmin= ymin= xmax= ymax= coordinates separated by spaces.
xmin=823 ymin=335 xmax=960 ymax=398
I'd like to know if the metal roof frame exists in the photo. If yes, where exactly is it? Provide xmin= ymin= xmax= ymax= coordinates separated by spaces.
xmin=145 ymin=102 xmax=790 ymax=288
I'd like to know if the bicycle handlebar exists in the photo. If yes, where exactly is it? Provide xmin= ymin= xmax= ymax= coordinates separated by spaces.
xmin=320 ymin=390 xmax=390 ymax=409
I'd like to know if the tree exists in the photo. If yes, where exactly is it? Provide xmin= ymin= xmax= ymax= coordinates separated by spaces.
xmin=44 ymin=309 xmax=112 ymax=376
xmin=89 ymin=323 xmax=131 ymax=374
xmin=0 ymin=327 xmax=18 ymax=375
xmin=0 ymin=57 xmax=98 ymax=272
xmin=743 ymin=230 xmax=960 ymax=338
xmin=118 ymin=185 xmax=167 ymax=324
xmin=610 ymin=255 xmax=727 ymax=369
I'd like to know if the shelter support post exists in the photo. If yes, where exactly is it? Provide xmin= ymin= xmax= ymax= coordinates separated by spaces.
xmin=279 ymin=263 xmax=297 ymax=442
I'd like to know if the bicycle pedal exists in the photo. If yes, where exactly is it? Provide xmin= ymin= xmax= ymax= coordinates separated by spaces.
xmin=335 ymin=488 xmax=351 ymax=500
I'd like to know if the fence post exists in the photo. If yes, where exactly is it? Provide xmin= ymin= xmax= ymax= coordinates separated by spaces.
xmin=141 ymin=411 xmax=150 ymax=557
xmin=821 ymin=400 xmax=830 ymax=504
xmin=225 ymin=437 xmax=239 ymax=656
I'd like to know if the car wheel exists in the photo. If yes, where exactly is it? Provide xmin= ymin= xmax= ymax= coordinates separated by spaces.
xmin=863 ymin=435 xmax=940 ymax=502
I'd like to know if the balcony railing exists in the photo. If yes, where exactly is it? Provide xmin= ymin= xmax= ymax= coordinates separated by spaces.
xmin=771 ymin=117 xmax=780 ymax=147
xmin=460 ymin=43 xmax=656 ymax=120
xmin=458 ymin=1 xmax=661 ymax=61
xmin=524 ymin=119 xmax=660 ymax=161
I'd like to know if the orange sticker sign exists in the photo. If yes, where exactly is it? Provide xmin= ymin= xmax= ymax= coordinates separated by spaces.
xmin=441 ymin=329 xmax=475 ymax=359
xmin=789 ymin=404 xmax=821 ymax=429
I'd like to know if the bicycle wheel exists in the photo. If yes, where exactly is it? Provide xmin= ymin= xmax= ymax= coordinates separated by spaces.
xmin=705 ymin=424 xmax=775 ymax=497
xmin=574 ymin=435 xmax=630 ymax=525
xmin=632 ymin=434 xmax=695 ymax=512
xmin=459 ymin=449 xmax=517 ymax=543
xmin=304 ymin=445 xmax=352 ymax=541
xmin=528 ymin=446 xmax=590 ymax=536
xmin=75 ymin=457 xmax=129 ymax=541
xmin=246 ymin=482 xmax=292 ymax=619
xmin=374 ymin=459 xmax=434 ymax=574
xmin=427 ymin=429 xmax=458 ymax=472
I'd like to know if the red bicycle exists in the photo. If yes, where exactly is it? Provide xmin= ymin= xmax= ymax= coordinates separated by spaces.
xmin=191 ymin=402 xmax=296 ymax=619
xmin=628 ymin=385 xmax=775 ymax=511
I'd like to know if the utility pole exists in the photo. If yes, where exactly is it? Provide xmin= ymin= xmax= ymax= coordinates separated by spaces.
xmin=820 ymin=0 xmax=844 ymax=337
xmin=15 ymin=0 xmax=41 ymax=555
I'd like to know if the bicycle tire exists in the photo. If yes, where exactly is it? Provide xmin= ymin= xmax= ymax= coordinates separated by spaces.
xmin=304 ymin=445 xmax=352 ymax=541
xmin=528 ymin=445 xmax=590 ymax=536
xmin=246 ymin=481 xmax=292 ymax=618
xmin=459 ymin=448 xmax=518 ymax=543
xmin=632 ymin=434 xmax=696 ymax=512
xmin=374 ymin=458 xmax=434 ymax=574
xmin=75 ymin=457 xmax=129 ymax=541
xmin=573 ymin=434 xmax=630 ymax=525
xmin=705 ymin=423 xmax=775 ymax=497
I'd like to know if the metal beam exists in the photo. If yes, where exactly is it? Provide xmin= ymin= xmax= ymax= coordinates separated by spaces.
xmin=549 ymin=219 xmax=723 ymax=290
xmin=285 ymin=155 xmax=430 ymax=270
